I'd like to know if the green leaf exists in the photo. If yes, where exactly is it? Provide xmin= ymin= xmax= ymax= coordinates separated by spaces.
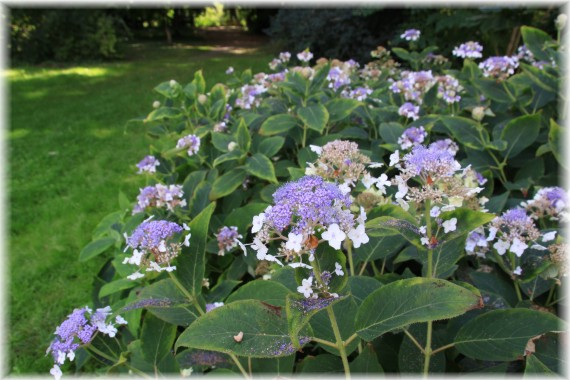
xmin=455 ymin=309 xmax=565 ymax=361
xmin=525 ymin=355 xmax=555 ymax=375
xmin=476 ymin=78 xmax=514 ymax=103
xmin=469 ymin=271 xmax=518 ymax=308
xmin=355 ymin=278 xmax=482 ymax=341
xmin=441 ymin=116 xmax=489 ymax=150
xmin=79 ymin=237 xmax=116 ymax=262
xmin=193 ymin=70 xmax=206 ymax=93
xmin=176 ymin=300 xmax=310 ymax=358
xmin=211 ymin=132 xmax=235 ymax=152
xmin=125 ymin=278 xmax=200 ymax=326
xmin=209 ymin=170 xmax=247 ymax=200
xmin=344 ymin=276 xmax=383 ymax=306
xmin=353 ymin=235 xmax=405 ymax=264
xmin=145 ymin=107 xmax=183 ymax=122
xmin=245 ymin=153 xmax=277 ymax=183
xmin=548 ymin=119 xmax=564 ymax=167
xmin=392 ymin=47 xmax=411 ymax=61
xmin=206 ymin=280 xmax=242 ymax=303
xmin=325 ymin=98 xmax=361 ymax=123
xmin=500 ymin=113 xmax=541 ymax=159
xmin=141 ymin=314 xmax=177 ymax=367
xmin=213 ymin=150 xmax=242 ymax=167
xmin=350 ymin=343 xmax=384 ymax=374
xmin=300 ymin=354 xmax=343 ymax=373
xmin=309 ymin=63 xmax=331 ymax=92
xmin=438 ymin=208 xmax=495 ymax=245
xmin=236 ymin=118 xmax=251 ymax=152
xmin=226 ymin=280 xmax=292 ymax=307
xmin=92 ymin=211 xmax=123 ymax=239
xmin=259 ymin=114 xmax=298 ymax=136
xmin=298 ymin=104 xmax=329 ymax=133
xmin=176 ymin=202 xmax=216 ymax=297
xmin=379 ymin=122 xmax=405 ymax=145
xmin=520 ymin=63 xmax=558 ymax=93
xmin=521 ymin=26 xmax=554 ymax=62
xmin=257 ymin=136 xmax=285 ymax=157
xmin=99 ymin=278 xmax=137 ymax=298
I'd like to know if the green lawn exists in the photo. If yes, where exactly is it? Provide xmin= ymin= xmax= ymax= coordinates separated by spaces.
xmin=8 ymin=39 xmax=275 ymax=373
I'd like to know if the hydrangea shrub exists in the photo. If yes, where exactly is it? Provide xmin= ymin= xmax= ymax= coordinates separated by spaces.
xmin=53 ymin=21 xmax=567 ymax=378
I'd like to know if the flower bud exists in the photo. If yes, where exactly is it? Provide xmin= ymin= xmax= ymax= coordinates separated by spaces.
xmin=556 ymin=14 xmax=567 ymax=30
xmin=169 ymin=79 xmax=177 ymax=88
xmin=152 ymin=101 xmax=160 ymax=109
xmin=472 ymin=106 xmax=486 ymax=122
xmin=227 ymin=141 xmax=238 ymax=152
xmin=198 ymin=94 xmax=208 ymax=104
xmin=300 ymin=67 xmax=312 ymax=78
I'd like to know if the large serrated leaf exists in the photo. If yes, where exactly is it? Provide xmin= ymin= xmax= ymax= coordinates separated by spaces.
xmin=141 ymin=314 xmax=178 ymax=368
xmin=209 ymin=169 xmax=247 ymax=200
xmin=176 ymin=202 xmax=216 ymax=297
xmin=500 ymin=113 xmax=541 ymax=160
xmin=298 ymin=104 xmax=329 ymax=133
xmin=79 ymin=237 xmax=116 ymax=262
xmin=245 ymin=153 xmax=277 ymax=183
xmin=355 ymin=278 xmax=482 ymax=341
xmin=259 ymin=114 xmax=298 ymax=136
xmin=226 ymin=279 xmax=292 ymax=307
xmin=235 ymin=118 xmax=251 ymax=152
xmin=176 ymin=300 xmax=310 ymax=358
xmin=454 ymin=309 xmax=565 ymax=362
xmin=325 ymin=98 xmax=361 ymax=123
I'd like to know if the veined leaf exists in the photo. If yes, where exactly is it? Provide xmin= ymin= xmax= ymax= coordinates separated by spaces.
xmin=500 ymin=113 xmax=541 ymax=160
xmin=259 ymin=114 xmax=298 ymax=136
xmin=176 ymin=300 xmax=310 ymax=358
xmin=355 ymin=278 xmax=482 ymax=341
xmin=245 ymin=153 xmax=277 ymax=183
xmin=298 ymin=104 xmax=329 ymax=133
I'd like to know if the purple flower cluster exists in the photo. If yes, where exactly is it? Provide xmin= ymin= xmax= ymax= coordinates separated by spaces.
xmin=403 ymin=144 xmax=461 ymax=179
xmin=436 ymin=75 xmax=462 ymax=104
xmin=524 ymin=186 xmax=568 ymax=221
xmin=390 ymin=70 xmax=435 ymax=104
xmin=176 ymin=134 xmax=201 ymax=156
xmin=136 ymin=155 xmax=160 ymax=174
xmin=266 ymin=176 xmax=353 ymax=234
xmin=124 ymin=219 xmax=190 ymax=278
xmin=47 ymin=306 xmax=127 ymax=379
xmin=452 ymin=41 xmax=483 ymax=59
xmin=398 ymin=102 xmax=420 ymax=120
xmin=127 ymin=220 xmax=183 ymax=251
xmin=341 ymin=86 xmax=372 ymax=101
xmin=478 ymin=56 xmax=519 ymax=80
xmin=133 ymin=184 xmax=186 ymax=214
xmin=398 ymin=126 xmax=426 ymax=149
xmin=235 ymin=84 xmax=267 ymax=109
xmin=429 ymin=139 xmax=459 ymax=156
xmin=327 ymin=66 xmax=351 ymax=90
xmin=401 ymin=29 xmax=421 ymax=41
xmin=297 ymin=49 xmax=313 ymax=63
xmin=215 ymin=226 xmax=243 ymax=256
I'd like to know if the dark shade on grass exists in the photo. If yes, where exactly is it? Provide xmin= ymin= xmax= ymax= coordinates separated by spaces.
xmin=8 ymin=35 xmax=276 ymax=373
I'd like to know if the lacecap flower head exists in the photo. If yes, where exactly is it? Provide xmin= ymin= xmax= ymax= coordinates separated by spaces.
xmin=123 ymin=219 xmax=191 ymax=279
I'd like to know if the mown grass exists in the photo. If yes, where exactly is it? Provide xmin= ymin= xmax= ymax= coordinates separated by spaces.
xmin=8 ymin=38 xmax=275 ymax=373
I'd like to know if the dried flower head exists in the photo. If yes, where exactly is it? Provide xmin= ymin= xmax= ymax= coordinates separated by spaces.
xmin=133 ymin=184 xmax=186 ymax=214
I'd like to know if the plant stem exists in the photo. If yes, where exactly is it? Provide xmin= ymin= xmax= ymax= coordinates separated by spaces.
xmin=312 ymin=336 xmax=339 ymax=349
xmin=347 ymin=240 xmax=355 ymax=277
xmin=168 ymin=272 xmax=205 ymax=315
xmin=431 ymin=343 xmax=456 ymax=356
xmin=302 ymin=125 xmax=307 ymax=148
xmin=229 ymin=353 xmax=251 ymax=380
xmin=86 ymin=344 xmax=118 ymax=363
xmin=514 ymin=280 xmax=523 ymax=302
xmin=344 ymin=332 xmax=359 ymax=348
xmin=326 ymin=306 xmax=351 ymax=379
xmin=546 ymin=284 xmax=557 ymax=306
xmin=423 ymin=199 xmax=433 ymax=377
xmin=403 ymin=329 xmax=426 ymax=354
